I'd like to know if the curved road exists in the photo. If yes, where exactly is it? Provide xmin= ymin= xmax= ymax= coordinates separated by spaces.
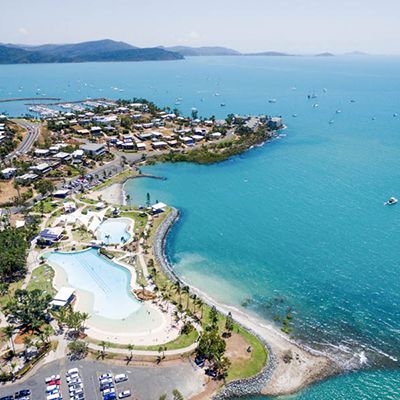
xmin=6 ymin=119 xmax=41 ymax=160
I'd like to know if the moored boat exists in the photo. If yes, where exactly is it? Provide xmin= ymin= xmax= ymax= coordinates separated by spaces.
xmin=384 ymin=197 xmax=398 ymax=206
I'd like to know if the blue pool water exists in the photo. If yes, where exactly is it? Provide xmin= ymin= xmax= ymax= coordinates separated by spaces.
xmin=96 ymin=218 xmax=131 ymax=245
xmin=45 ymin=248 xmax=140 ymax=319
xmin=3 ymin=56 xmax=400 ymax=398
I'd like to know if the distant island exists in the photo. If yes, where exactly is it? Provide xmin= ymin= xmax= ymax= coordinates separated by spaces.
xmin=0 ymin=39 xmax=183 ymax=64
xmin=0 ymin=39 xmax=370 ymax=64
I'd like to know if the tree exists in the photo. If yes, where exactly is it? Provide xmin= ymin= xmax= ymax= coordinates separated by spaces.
xmin=215 ymin=356 xmax=231 ymax=379
xmin=68 ymin=340 xmax=88 ymax=359
xmin=197 ymin=328 xmax=226 ymax=363
xmin=0 ymin=282 xmax=9 ymax=298
xmin=34 ymin=179 xmax=55 ymax=196
xmin=209 ymin=306 xmax=219 ymax=328
xmin=146 ymin=192 xmax=151 ymax=208
xmin=80 ymin=312 xmax=90 ymax=332
xmin=3 ymin=289 xmax=52 ymax=332
xmin=3 ymin=325 xmax=15 ymax=354
xmin=182 ymin=286 xmax=190 ymax=310
xmin=99 ymin=341 xmax=109 ymax=359
xmin=196 ymin=298 xmax=204 ymax=320
xmin=51 ymin=306 xmax=68 ymax=330
xmin=191 ymin=294 xmax=198 ymax=313
xmin=172 ymin=281 xmax=182 ymax=306
xmin=172 ymin=389 xmax=184 ymax=400
xmin=126 ymin=343 xmax=134 ymax=364
xmin=40 ymin=324 xmax=53 ymax=344
xmin=0 ymin=227 xmax=29 ymax=283
xmin=191 ymin=109 xmax=199 ymax=120
xmin=159 ymin=395 xmax=167 ymax=400
xmin=225 ymin=312 xmax=234 ymax=336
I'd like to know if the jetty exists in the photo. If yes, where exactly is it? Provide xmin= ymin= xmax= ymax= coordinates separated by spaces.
xmin=0 ymin=97 xmax=61 ymax=103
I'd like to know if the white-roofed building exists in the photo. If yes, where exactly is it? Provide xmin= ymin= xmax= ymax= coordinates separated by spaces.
xmin=51 ymin=287 xmax=75 ymax=309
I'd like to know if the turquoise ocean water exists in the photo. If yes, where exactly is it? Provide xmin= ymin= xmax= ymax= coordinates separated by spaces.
xmin=1 ymin=56 xmax=400 ymax=398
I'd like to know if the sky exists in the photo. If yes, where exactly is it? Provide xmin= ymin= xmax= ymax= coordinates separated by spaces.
xmin=1 ymin=0 xmax=399 ymax=54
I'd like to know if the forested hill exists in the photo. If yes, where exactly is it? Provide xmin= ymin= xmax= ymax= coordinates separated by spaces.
xmin=0 ymin=39 xmax=183 ymax=64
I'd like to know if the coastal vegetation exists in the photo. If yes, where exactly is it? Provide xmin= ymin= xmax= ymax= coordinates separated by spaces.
xmin=0 ymin=225 xmax=33 ymax=283
xmin=150 ymin=126 xmax=273 ymax=165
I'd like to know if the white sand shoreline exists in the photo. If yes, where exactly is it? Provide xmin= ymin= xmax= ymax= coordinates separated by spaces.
xmin=154 ymin=208 xmax=339 ymax=397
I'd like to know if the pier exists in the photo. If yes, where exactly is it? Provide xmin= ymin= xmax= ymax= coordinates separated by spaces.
xmin=0 ymin=97 xmax=61 ymax=103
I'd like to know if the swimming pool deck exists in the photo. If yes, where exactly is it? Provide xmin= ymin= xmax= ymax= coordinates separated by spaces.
xmin=27 ymin=198 xmax=193 ymax=347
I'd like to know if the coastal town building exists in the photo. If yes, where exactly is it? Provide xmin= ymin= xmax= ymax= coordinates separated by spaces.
xmin=81 ymin=143 xmax=106 ymax=157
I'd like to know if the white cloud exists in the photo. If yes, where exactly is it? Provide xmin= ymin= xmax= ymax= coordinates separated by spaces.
xmin=18 ymin=27 xmax=28 ymax=35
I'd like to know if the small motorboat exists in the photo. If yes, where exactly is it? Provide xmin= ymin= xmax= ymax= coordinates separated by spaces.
xmin=268 ymin=98 xmax=277 ymax=103
xmin=384 ymin=197 xmax=398 ymax=206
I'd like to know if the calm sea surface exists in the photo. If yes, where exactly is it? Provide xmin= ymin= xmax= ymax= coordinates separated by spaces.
xmin=2 ymin=56 xmax=400 ymax=399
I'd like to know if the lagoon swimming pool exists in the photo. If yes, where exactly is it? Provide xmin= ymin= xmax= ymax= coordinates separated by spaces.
xmin=96 ymin=217 xmax=132 ymax=245
xmin=44 ymin=248 xmax=161 ymax=332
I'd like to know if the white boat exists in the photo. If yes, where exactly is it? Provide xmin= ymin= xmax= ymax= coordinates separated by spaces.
xmin=268 ymin=99 xmax=277 ymax=103
xmin=384 ymin=197 xmax=398 ymax=206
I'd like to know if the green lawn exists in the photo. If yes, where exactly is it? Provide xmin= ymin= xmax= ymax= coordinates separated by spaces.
xmin=0 ymin=280 xmax=23 ymax=308
xmin=226 ymin=325 xmax=268 ymax=382
xmin=26 ymin=264 xmax=56 ymax=296
xmin=32 ymin=199 xmax=59 ymax=214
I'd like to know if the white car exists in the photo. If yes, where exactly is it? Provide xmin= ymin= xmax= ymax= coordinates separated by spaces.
xmin=46 ymin=384 xmax=59 ymax=393
xmin=67 ymin=367 xmax=80 ymax=376
xmin=103 ymin=388 xmax=116 ymax=395
xmin=69 ymin=383 xmax=83 ymax=392
xmin=67 ymin=378 xmax=82 ymax=385
xmin=119 ymin=390 xmax=131 ymax=399
xmin=100 ymin=377 xmax=113 ymax=385
xmin=45 ymin=374 xmax=61 ymax=383
xmin=98 ymin=373 xmax=113 ymax=381
xmin=114 ymin=373 xmax=128 ymax=383
xmin=67 ymin=374 xmax=80 ymax=382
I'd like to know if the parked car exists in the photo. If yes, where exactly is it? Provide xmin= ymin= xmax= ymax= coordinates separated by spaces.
xmin=46 ymin=375 xmax=61 ymax=383
xmin=114 ymin=373 xmax=128 ymax=383
xmin=15 ymin=389 xmax=31 ymax=398
xmin=98 ymin=373 xmax=113 ymax=381
xmin=67 ymin=367 xmax=80 ymax=376
xmin=118 ymin=390 xmax=131 ymax=399
xmin=0 ymin=396 xmax=14 ymax=400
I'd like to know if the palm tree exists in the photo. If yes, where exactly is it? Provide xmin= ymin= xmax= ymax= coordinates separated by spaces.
xmin=196 ymin=298 xmax=204 ymax=320
xmin=172 ymin=281 xmax=182 ymax=306
xmin=126 ymin=343 xmax=134 ymax=364
xmin=105 ymin=234 xmax=111 ymax=244
xmin=4 ymin=325 xmax=15 ymax=354
xmin=191 ymin=294 xmax=198 ymax=313
xmin=80 ymin=312 xmax=90 ymax=332
xmin=182 ymin=286 xmax=190 ymax=310
xmin=99 ymin=341 xmax=109 ymax=360
xmin=0 ymin=282 xmax=9 ymax=299
xmin=40 ymin=325 xmax=53 ymax=345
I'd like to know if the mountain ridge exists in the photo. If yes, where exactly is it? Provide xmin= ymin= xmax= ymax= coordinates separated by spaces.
xmin=0 ymin=40 xmax=182 ymax=64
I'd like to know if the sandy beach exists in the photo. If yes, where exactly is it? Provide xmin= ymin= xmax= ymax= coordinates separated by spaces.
xmin=154 ymin=209 xmax=339 ymax=397
xmin=89 ymin=182 xmax=125 ymax=205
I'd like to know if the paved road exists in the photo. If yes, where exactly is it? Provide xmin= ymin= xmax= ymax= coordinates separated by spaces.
xmin=0 ymin=358 xmax=204 ymax=400
xmin=6 ymin=120 xmax=41 ymax=160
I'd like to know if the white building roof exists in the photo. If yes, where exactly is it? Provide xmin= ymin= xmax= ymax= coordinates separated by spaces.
xmin=152 ymin=202 xmax=167 ymax=211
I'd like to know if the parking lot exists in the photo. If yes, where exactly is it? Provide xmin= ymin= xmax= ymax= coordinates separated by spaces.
xmin=0 ymin=359 xmax=205 ymax=400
